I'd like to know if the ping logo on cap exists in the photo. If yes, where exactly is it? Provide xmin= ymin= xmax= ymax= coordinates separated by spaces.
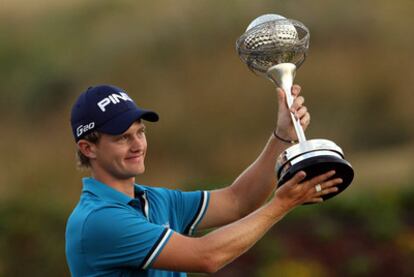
xmin=97 ymin=92 xmax=133 ymax=112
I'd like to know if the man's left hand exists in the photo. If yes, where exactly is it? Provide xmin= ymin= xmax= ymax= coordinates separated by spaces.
xmin=275 ymin=84 xmax=310 ymax=141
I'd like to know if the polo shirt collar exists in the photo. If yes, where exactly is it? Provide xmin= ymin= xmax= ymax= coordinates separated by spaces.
xmin=82 ymin=177 xmax=147 ymax=205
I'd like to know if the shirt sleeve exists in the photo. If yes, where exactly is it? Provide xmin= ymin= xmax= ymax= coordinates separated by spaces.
xmin=82 ymin=205 xmax=173 ymax=270
xmin=168 ymin=189 xmax=210 ymax=236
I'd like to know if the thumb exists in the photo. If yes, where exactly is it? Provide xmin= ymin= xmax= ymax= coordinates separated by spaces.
xmin=277 ymin=88 xmax=287 ymax=110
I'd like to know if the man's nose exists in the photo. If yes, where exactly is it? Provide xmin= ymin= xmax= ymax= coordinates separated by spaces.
xmin=130 ymin=134 xmax=145 ymax=151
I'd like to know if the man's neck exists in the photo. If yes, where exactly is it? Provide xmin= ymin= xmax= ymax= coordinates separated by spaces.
xmin=91 ymin=168 xmax=136 ymax=198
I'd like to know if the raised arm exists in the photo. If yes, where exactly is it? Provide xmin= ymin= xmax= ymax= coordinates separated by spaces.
xmin=198 ymin=85 xmax=311 ymax=229
xmin=153 ymin=171 xmax=341 ymax=273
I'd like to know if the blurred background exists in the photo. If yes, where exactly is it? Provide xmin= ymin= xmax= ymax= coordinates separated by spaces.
xmin=1 ymin=0 xmax=413 ymax=276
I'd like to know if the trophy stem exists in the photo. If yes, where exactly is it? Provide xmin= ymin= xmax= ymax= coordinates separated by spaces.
xmin=267 ymin=63 xmax=307 ymax=143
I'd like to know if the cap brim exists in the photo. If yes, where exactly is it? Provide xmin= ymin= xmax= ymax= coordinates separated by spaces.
xmin=97 ymin=108 xmax=159 ymax=135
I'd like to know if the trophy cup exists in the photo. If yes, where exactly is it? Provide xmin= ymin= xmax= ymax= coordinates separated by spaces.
xmin=236 ymin=14 xmax=354 ymax=201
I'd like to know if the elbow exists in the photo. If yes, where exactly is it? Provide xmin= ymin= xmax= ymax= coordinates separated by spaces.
xmin=201 ymin=256 xmax=220 ymax=274
xmin=205 ymin=266 xmax=219 ymax=274
xmin=199 ymin=252 xmax=226 ymax=274
xmin=193 ymin=238 xmax=227 ymax=274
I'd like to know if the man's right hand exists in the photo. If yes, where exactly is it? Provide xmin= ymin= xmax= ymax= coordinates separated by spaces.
xmin=272 ymin=170 xmax=343 ymax=211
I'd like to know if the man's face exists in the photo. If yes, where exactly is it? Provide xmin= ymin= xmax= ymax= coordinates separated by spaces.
xmin=92 ymin=121 xmax=148 ymax=180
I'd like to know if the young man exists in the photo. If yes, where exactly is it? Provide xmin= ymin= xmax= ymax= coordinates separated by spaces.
xmin=66 ymin=84 xmax=342 ymax=276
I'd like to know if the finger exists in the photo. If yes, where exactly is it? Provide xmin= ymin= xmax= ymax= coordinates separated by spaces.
xmin=283 ymin=171 xmax=307 ymax=187
xmin=290 ymin=96 xmax=305 ymax=113
xmin=316 ymin=186 xmax=339 ymax=196
xmin=291 ymin=85 xmax=301 ymax=96
xmin=321 ymin=178 xmax=343 ymax=189
xmin=305 ymin=197 xmax=324 ymax=204
xmin=300 ymin=113 xmax=310 ymax=126
xmin=296 ymin=106 xmax=308 ymax=119
xmin=304 ymin=170 xmax=336 ymax=188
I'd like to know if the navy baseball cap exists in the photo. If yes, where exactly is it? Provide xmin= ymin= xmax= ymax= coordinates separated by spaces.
xmin=71 ymin=85 xmax=159 ymax=142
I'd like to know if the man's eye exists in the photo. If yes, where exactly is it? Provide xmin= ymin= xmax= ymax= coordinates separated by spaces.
xmin=119 ymin=135 xmax=128 ymax=141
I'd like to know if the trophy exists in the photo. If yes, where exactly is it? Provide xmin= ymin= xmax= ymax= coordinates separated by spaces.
xmin=236 ymin=14 xmax=354 ymax=201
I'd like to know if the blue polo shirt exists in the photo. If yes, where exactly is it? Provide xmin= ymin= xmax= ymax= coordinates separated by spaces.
xmin=65 ymin=178 xmax=210 ymax=277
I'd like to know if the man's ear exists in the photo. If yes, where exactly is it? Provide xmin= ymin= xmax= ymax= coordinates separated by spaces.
xmin=77 ymin=140 xmax=97 ymax=159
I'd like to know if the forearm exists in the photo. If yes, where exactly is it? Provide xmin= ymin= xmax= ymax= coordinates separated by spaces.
xmin=230 ymin=134 xmax=289 ymax=216
xmin=198 ymin=199 xmax=290 ymax=273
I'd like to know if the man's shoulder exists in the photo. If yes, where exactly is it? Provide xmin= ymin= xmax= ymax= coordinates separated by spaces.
xmin=139 ymin=184 xmax=171 ymax=194
xmin=67 ymin=192 xmax=137 ymax=232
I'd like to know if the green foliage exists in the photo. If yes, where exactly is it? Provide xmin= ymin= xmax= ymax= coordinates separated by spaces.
xmin=0 ymin=198 xmax=69 ymax=276
xmin=248 ymin=185 xmax=414 ymax=276
xmin=343 ymin=254 xmax=376 ymax=277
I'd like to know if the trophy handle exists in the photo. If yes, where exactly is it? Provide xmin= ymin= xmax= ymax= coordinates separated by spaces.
xmin=267 ymin=63 xmax=307 ymax=143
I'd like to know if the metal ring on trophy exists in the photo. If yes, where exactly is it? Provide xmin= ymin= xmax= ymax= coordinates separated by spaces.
xmin=236 ymin=14 xmax=354 ymax=204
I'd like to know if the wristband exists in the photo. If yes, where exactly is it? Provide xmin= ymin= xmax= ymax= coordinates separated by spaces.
xmin=273 ymin=130 xmax=298 ymax=144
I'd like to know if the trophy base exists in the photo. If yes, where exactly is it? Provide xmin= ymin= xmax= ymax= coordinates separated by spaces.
xmin=276 ymin=139 xmax=354 ymax=203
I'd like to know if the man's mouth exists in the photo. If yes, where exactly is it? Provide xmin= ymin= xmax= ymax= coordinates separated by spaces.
xmin=125 ymin=154 xmax=144 ymax=162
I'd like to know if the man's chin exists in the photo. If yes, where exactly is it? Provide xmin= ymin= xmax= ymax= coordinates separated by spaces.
xmin=129 ymin=166 xmax=145 ymax=176
xmin=118 ymin=170 xmax=144 ymax=180
xmin=117 ymin=163 xmax=145 ymax=179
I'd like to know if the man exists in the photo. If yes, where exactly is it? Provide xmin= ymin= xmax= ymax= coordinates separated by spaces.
xmin=66 ymin=84 xmax=342 ymax=276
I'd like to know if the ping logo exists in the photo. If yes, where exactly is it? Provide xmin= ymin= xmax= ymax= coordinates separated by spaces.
xmin=97 ymin=92 xmax=133 ymax=112
xmin=76 ymin=122 xmax=95 ymax=137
